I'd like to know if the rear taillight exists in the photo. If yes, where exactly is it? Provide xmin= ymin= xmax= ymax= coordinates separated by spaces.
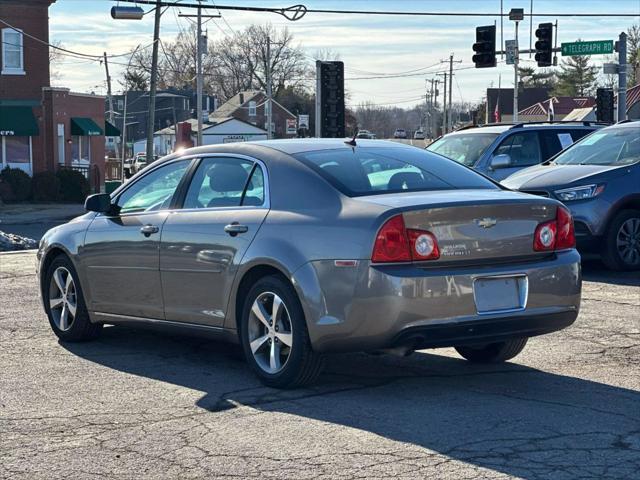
xmin=533 ymin=206 xmax=575 ymax=252
xmin=372 ymin=215 xmax=439 ymax=263
xmin=556 ymin=205 xmax=575 ymax=249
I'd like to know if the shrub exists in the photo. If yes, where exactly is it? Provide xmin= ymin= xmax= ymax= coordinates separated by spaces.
xmin=0 ymin=166 xmax=31 ymax=202
xmin=31 ymin=171 xmax=61 ymax=202
xmin=56 ymin=168 xmax=89 ymax=203
xmin=0 ymin=179 xmax=14 ymax=203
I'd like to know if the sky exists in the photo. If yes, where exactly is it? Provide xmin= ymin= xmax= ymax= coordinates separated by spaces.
xmin=48 ymin=0 xmax=640 ymax=108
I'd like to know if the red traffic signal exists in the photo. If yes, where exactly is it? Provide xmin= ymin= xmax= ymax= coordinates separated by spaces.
xmin=534 ymin=23 xmax=553 ymax=67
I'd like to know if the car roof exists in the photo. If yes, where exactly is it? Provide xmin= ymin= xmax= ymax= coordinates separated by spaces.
xmin=447 ymin=122 xmax=606 ymax=136
xmin=250 ymin=138 xmax=413 ymax=155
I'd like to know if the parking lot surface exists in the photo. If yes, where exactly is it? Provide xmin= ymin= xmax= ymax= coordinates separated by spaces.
xmin=1 ymin=251 xmax=639 ymax=479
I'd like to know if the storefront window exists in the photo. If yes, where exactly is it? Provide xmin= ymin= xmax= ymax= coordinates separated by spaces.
xmin=71 ymin=136 xmax=91 ymax=164
xmin=3 ymin=136 xmax=30 ymax=163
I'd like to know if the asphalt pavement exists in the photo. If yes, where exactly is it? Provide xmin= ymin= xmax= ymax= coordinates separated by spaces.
xmin=0 ymin=252 xmax=639 ymax=479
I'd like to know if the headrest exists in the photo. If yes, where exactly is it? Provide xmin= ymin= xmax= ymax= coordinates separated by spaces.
xmin=388 ymin=172 xmax=424 ymax=190
xmin=208 ymin=163 xmax=251 ymax=192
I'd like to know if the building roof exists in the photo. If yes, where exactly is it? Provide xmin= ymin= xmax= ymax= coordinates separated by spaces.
xmin=154 ymin=116 xmax=267 ymax=136
xmin=617 ymin=83 xmax=640 ymax=112
xmin=518 ymin=96 xmax=596 ymax=116
xmin=212 ymin=90 xmax=263 ymax=119
xmin=487 ymin=87 xmax=550 ymax=116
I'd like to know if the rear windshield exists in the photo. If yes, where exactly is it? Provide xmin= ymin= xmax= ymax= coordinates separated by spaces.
xmin=294 ymin=147 xmax=498 ymax=197
xmin=553 ymin=126 xmax=640 ymax=166
xmin=427 ymin=132 xmax=499 ymax=166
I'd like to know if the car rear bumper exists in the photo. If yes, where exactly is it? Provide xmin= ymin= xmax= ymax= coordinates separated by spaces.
xmin=294 ymin=250 xmax=581 ymax=353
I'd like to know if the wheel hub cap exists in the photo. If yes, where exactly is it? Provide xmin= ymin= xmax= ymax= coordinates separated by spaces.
xmin=248 ymin=292 xmax=293 ymax=374
xmin=616 ymin=217 xmax=640 ymax=266
xmin=49 ymin=267 xmax=77 ymax=331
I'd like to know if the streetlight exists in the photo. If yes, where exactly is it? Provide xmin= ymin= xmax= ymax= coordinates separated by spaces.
xmin=110 ymin=6 xmax=145 ymax=20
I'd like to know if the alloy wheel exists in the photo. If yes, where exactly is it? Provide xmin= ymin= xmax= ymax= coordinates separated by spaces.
xmin=49 ymin=267 xmax=77 ymax=331
xmin=616 ymin=217 xmax=640 ymax=267
xmin=247 ymin=291 xmax=293 ymax=374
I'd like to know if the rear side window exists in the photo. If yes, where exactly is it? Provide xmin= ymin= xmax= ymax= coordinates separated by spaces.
xmin=294 ymin=147 xmax=498 ymax=197
xmin=183 ymin=157 xmax=265 ymax=208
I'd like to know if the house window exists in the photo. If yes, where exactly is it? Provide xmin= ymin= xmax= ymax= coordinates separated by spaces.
xmin=248 ymin=101 xmax=257 ymax=117
xmin=2 ymin=28 xmax=24 ymax=74
xmin=71 ymin=136 xmax=91 ymax=164
xmin=117 ymin=99 xmax=124 ymax=110
xmin=1 ymin=136 xmax=32 ymax=174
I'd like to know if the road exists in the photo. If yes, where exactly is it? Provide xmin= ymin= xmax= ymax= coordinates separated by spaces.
xmin=1 ymin=251 xmax=639 ymax=479
xmin=387 ymin=138 xmax=429 ymax=148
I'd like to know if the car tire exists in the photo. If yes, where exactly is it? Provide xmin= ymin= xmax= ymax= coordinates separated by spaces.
xmin=239 ymin=275 xmax=323 ymax=388
xmin=44 ymin=255 xmax=102 ymax=342
xmin=455 ymin=338 xmax=528 ymax=363
xmin=601 ymin=209 xmax=640 ymax=271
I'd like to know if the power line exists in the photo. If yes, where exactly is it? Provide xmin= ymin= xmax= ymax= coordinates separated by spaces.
xmin=112 ymin=0 xmax=640 ymax=18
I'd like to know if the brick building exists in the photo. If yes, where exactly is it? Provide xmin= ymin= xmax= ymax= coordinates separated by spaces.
xmin=0 ymin=0 xmax=106 ymax=189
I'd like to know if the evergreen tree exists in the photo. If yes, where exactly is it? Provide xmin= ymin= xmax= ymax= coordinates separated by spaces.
xmin=518 ymin=66 xmax=556 ymax=89
xmin=553 ymin=50 xmax=598 ymax=97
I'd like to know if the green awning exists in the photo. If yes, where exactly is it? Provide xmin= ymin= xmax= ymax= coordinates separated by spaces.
xmin=71 ymin=117 xmax=103 ymax=136
xmin=0 ymin=106 xmax=39 ymax=136
xmin=105 ymin=120 xmax=120 ymax=136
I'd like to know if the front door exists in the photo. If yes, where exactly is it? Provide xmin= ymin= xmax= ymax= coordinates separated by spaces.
xmin=81 ymin=159 xmax=192 ymax=318
xmin=160 ymin=156 xmax=269 ymax=326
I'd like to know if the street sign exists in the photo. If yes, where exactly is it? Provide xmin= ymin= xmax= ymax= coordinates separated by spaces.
xmin=298 ymin=114 xmax=309 ymax=130
xmin=603 ymin=63 xmax=619 ymax=74
xmin=561 ymin=40 xmax=613 ymax=56
xmin=505 ymin=40 xmax=517 ymax=65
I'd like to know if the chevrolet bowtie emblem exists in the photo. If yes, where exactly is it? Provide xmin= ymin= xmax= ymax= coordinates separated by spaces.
xmin=475 ymin=217 xmax=498 ymax=228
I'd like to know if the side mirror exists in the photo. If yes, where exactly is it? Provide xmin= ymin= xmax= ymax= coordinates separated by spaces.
xmin=85 ymin=193 xmax=113 ymax=213
xmin=491 ymin=154 xmax=512 ymax=169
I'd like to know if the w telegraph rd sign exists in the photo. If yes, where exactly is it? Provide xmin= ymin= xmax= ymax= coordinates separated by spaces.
xmin=561 ymin=40 xmax=613 ymax=56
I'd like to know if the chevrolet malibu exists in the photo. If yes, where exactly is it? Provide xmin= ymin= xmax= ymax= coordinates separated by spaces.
xmin=38 ymin=140 xmax=581 ymax=388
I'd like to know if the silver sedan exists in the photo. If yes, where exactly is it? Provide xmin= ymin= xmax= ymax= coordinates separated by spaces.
xmin=38 ymin=139 xmax=581 ymax=388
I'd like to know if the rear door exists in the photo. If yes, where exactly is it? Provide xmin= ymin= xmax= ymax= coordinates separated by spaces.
xmin=160 ymin=155 xmax=269 ymax=326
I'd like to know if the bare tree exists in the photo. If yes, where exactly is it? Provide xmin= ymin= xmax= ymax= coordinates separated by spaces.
xmin=49 ymin=40 xmax=63 ymax=82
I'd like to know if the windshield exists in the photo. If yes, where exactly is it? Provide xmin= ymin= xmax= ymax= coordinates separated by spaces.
xmin=294 ymin=147 xmax=498 ymax=197
xmin=553 ymin=126 xmax=640 ymax=166
xmin=427 ymin=132 xmax=499 ymax=166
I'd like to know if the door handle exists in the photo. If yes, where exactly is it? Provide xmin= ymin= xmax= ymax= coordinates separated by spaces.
xmin=224 ymin=223 xmax=249 ymax=236
xmin=140 ymin=224 xmax=160 ymax=237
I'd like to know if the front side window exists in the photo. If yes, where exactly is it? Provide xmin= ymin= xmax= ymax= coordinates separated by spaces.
xmin=493 ymin=132 xmax=541 ymax=167
xmin=116 ymin=160 xmax=190 ymax=214
xmin=183 ymin=157 xmax=265 ymax=209
xmin=553 ymin=126 xmax=640 ymax=166
xmin=2 ymin=28 xmax=24 ymax=73
xmin=295 ymin=147 xmax=498 ymax=197
xmin=427 ymin=132 xmax=499 ymax=166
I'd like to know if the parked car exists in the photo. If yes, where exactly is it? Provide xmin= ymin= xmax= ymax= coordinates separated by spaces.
xmin=426 ymin=122 xmax=604 ymax=180
xmin=393 ymin=128 xmax=407 ymax=139
xmin=122 ymin=157 xmax=134 ymax=178
xmin=131 ymin=153 xmax=159 ymax=174
xmin=38 ymin=139 xmax=581 ymax=388
xmin=414 ymin=129 xmax=425 ymax=140
xmin=503 ymin=121 xmax=640 ymax=270
xmin=356 ymin=130 xmax=375 ymax=139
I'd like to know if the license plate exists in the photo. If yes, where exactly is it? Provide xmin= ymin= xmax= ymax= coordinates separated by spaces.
xmin=473 ymin=275 xmax=527 ymax=314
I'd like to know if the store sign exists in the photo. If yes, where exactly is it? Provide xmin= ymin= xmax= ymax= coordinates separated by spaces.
xmin=286 ymin=118 xmax=297 ymax=134
xmin=298 ymin=114 xmax=309 ymax=129
xmin=0 ymin=130 xmax=15 ymax=136
xmin=223 ymin=135 xmax=249 ymax=143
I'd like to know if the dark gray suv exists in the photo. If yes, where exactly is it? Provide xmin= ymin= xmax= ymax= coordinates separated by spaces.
xmin=427 ymin=122 xmax=602 ymax=181
xmin=503 ymin=121 xmax=640 ymax=270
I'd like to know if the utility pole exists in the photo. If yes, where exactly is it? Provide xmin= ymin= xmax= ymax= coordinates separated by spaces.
xmin=103 ymin=52 xmax=118 ymax=160
xmin=448 ymin=54 xmax=454 ymax=132
xmin=196 ymin=2 xmax=203 ymax=146
xmin=513 ymin=20 xmax=520 ymax=122
xmin=179 ymin=9 xmax=219 ymax=146
xmin=266 ymin=35 xmax=273 ymax=139
xmin=441 ymin=72 xmax=447 ymax=134
xmin=145 ymin=0 xmax=162 ymax=160
xmin=617 ymin=31 xmax=627 ymax=122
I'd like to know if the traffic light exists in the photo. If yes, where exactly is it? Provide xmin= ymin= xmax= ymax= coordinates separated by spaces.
xmin=596 ymin=88 xmax=615 ymax=123
xmin=315 ymin=61 xmax=345 ymax=138
xmin=472 ymin=25 xmax=496 ymax=68
xmin=534 ymin=23 xmax=553 ymax=67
